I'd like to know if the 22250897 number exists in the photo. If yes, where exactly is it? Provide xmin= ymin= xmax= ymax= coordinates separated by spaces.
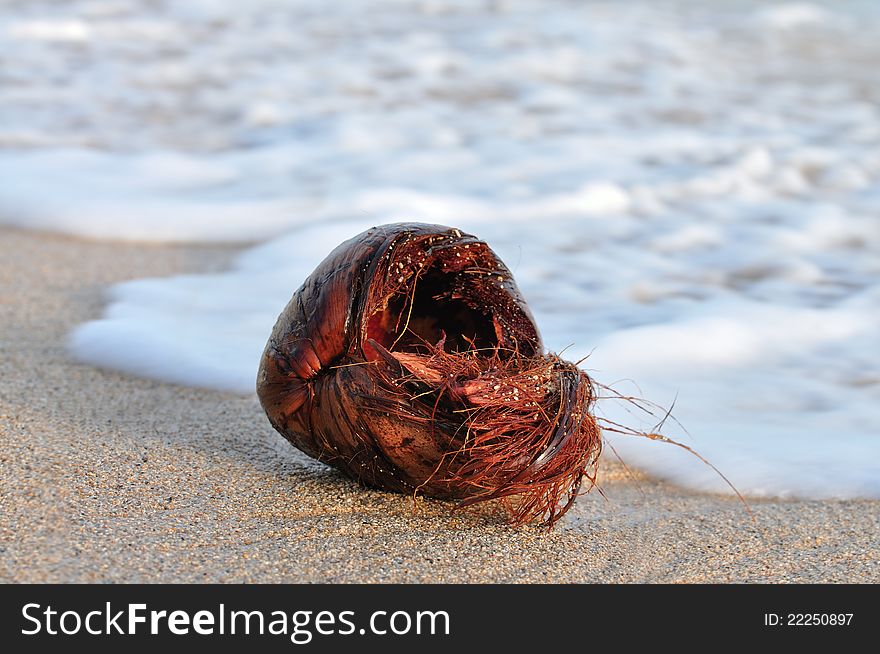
xmin=764 ymin=613 xmax=853 ymax=626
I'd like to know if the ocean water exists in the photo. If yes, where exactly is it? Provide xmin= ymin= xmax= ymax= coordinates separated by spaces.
xmin=2 ymin=0 xmax=878 ymax=498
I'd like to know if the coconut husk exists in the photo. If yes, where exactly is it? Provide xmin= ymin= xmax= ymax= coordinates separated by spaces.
xmin=257 ymin=223 xmax=603 ymax=525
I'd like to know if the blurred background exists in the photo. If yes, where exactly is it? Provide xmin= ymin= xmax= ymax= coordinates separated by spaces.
xmin=1 ymin=0 xmax=878 ymax=498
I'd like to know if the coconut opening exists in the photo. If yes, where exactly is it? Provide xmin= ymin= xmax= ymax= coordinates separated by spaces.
xmin=365 ymin=259 xmax=499 ymax=358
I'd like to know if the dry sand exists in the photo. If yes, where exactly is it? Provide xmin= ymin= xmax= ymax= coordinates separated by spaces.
xmin=1 ymin=226 xmax=878 ymax=583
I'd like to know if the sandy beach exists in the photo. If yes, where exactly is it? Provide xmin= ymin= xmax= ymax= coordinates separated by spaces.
xmin=1 ymin=226 xmax=877 ymax=583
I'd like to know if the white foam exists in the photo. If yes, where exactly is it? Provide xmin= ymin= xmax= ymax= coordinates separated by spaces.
xmin=8 ymin=19 xmax=92 ymax=43
xmin=0 ymin=0 xmax=877 ymax=500
xmin=754 ymin=3 xmax=841 ymax=29
xmin=67 ymin=211 xmax=880 ymax=500
xmin=585 ymin=298 xmax=880 ymax=498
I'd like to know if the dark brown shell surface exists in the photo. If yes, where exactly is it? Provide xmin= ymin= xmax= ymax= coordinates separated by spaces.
xmin=257 ymin=222 xmax=601 ymax=525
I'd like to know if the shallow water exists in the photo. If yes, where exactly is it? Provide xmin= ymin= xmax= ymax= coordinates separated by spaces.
xmin=2 ymin=0 xmax=878 ymax=498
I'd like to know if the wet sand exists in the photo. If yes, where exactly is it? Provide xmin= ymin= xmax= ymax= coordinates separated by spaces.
xmin=2 ymin=226 xmax=878 ymax=583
